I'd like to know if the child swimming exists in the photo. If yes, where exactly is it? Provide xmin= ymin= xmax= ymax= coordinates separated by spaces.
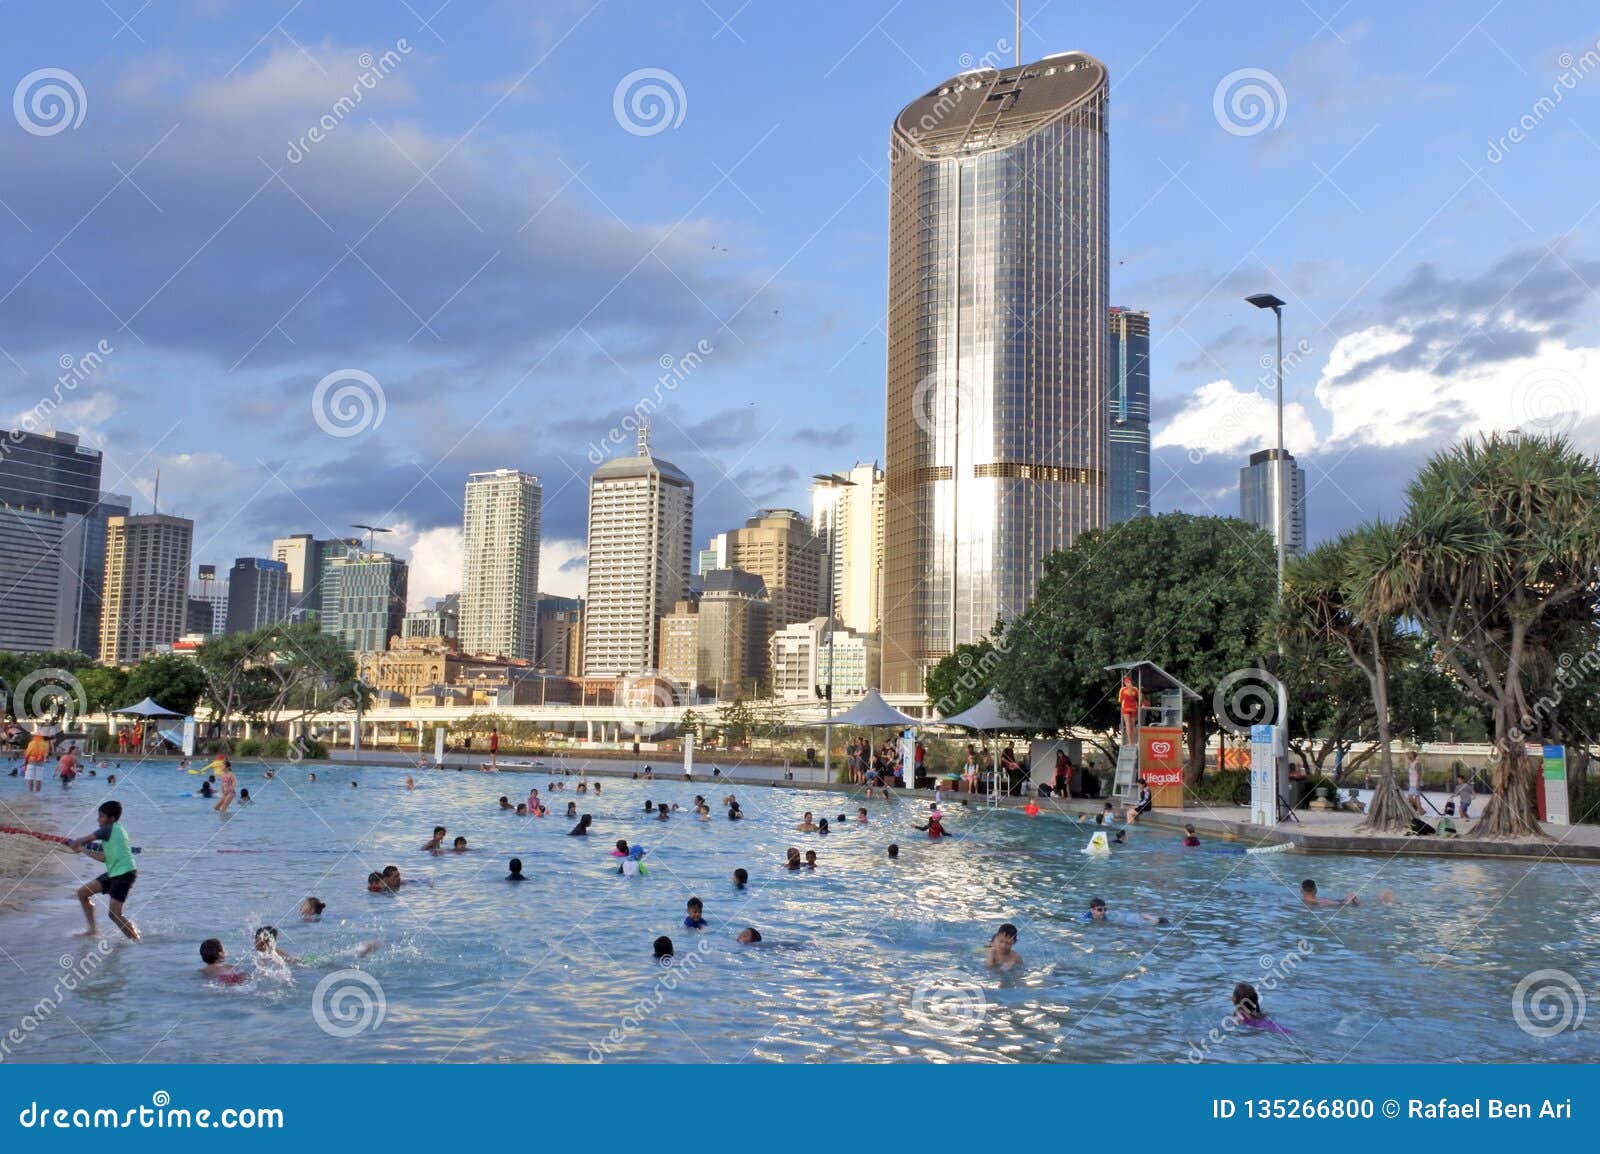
xmin=683 ymin=897 xmax=707 ymax=929
xmin=1081 ymin=897 xmax=1167 ymax=926
xmin=986 ymin=922 xmax=1022 ymax=970
xmin=506 ymin=858 xmax=527 ymax=881
xmin=198 ymin=939 xmax=247 ymax=984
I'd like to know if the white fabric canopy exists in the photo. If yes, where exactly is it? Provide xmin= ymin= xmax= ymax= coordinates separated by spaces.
xmin=938 ymin=692 xmax=1033 ymax=732
xmin=113 ymin=697 xmax=182 ymax=718
xmin=819 ymin=688 xmax=919 ymax=728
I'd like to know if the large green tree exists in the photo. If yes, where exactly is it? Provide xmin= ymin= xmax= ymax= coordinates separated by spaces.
xmin=1374 ymin=435 xmax=1600 ymax=838
xmin=991 ymin=513 xmax=1278 ymax=777
xmin=195 ymin=622 xmax=359 ymax=731
xmin=123 ymin=653 xmax=208 ymax=715
xmin=924 ymin=637 xmax=1001 ymax=718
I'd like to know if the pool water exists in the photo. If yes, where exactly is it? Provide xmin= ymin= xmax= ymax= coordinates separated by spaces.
xmin=2 ymin=761 xmax=1597 ymax=1063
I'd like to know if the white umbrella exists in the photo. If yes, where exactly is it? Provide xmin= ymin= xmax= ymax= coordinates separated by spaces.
xmin=113 ymin=697 xmax=183 ymax=718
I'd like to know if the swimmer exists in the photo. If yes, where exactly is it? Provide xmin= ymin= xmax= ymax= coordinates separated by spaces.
xmin=300 ymin=897 xmax=327 ymax=921
xmin=422 ymin=826 xmax=446 ymax=852
xmin=911 ymin=808 xmax=950 ymax=839
xmin=784 ymin=847 xmax=802 ymax=871
xmin=1232 ymin=981 xmax=1291 ymax=1033
xmin=515 ymin=803 xmax=528 ymax=816
xmin=653 ymin=935 xmax=674 ymax=960
xmin=986 ymin=922 xmax=1022 ymax=971
xmin=698 ymin=805 xmax=711 ymax=821
xmin=804 ymin=849 xmax=818 ymax=870
xmin=254 ymin=925 xmax=302 ymax=965
xmin=1081 ymin=897 xmax=1167 ymax=926
xmin=576 ymin=782 xmax=587 ymax=794
xmin=498 ymin=796 xmax=513 ymax=810
xmin=887 ymin=843 xmax=900 ymax=860
xmin=566 ymin=801 xmax=578 ymax=819
xmin=264 ymin=768 xmax=275 ymax=780
xmin=506 ymin=858 xmax=527 ymax=881
xmin=593 ymin=783 xmax=602 ymax=795
xmin=1113 ymin=829 xmax=1127 ymax=845
xmin=238 ymin=788 xmax=251 ymax=805
xmin=569 ymin=814 xmax=592 ymax=836
xmin=612 ymin=839 xmax=630 ymax=857
xmin=381 ymin=865 xmax=405 ymax=890
xmin=683 ymin=897 xmax=707 ymax=929
xmin=350 ymin=781 xmax=358 ymax=789
xmin=619 ymin=845 xmax=648 ymax=876
xmin=817 ymin=818 xmax=831 ymax=836
xmin=656 ymin=806 xmax=670 ymax=822
xmin=857 ymin=807 xmax=869 ymax=824
xmin=727 ymin=803 xmax=744 ymax=821
xmin=737 ymin=927 xmax=762 ymax=944
xmin=1300 ymin=879 xmax=1358 ymax=908
xmin=797 ymin=811 xmax=817 ymax=833
xmin=198 ymin=939 xmax=246 ymax=983
xmin=733 ymin=868 xmax=748 ymax=890
xmin=1182 ymin=824 xmax=1201 ymax=848
xmin=452 ymin=836 xmax=469 ymax=853
xmin=644 ymin=800 xmax=654 ymax=812
xmin=1023 ymin=801 xmax=1040 ymax=816
xmin=406 ymin=776 xmax=415 ymax=790
xmin=106 ymin=774 xmax=117 ymax=786
xmin=308 ymin=773 xmax=317 ymax=783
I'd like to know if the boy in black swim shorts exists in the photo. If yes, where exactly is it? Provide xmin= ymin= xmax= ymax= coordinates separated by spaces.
xmin=68 ymin=800 xmax=140 ymax=940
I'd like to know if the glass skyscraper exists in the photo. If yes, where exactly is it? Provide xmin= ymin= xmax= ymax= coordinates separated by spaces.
xmin=1108 ymin=307 xmax=1151 ymax=523
xmin=1240 ymin=449 xmax=1307 ymax=558
xmin=882 ymin=53 xmax=1110 ymax=696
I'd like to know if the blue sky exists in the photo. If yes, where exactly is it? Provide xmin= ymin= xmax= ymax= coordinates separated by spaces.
xmin=4 ymin=0 xmax=1599 ymax=603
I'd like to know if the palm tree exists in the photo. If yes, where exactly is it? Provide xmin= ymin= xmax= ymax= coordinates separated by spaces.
xmin=1279 ymin=524 xmax=1411 ymax=832
xmin=1379 ymin=435 xmax=1600 ymax=839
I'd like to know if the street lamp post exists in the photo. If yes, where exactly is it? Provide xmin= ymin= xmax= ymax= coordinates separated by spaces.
xmin=1247 ymin=292 xmax=1291 ymax=796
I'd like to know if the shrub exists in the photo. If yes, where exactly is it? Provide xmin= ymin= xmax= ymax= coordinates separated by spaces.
xmin=1187 ymin=768 xmax=1247 ymax=804
xmin=1570 ymin=778 xmax=1600 ymax=825
xmin=236 ymin=738 xmax=263 ymax=756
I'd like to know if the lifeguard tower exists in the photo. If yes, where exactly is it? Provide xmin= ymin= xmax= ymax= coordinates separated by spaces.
xmin=1104 ymin=661 xmax=1199 ymax=808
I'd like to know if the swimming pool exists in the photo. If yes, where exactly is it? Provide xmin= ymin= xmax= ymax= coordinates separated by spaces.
xmin=2 ymin=760 xmax=1596 ymax=1063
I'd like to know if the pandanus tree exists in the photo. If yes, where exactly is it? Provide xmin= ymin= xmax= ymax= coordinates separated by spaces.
xmin=1278 ymin=524 xmax=1413 ymax=832
xmin=1374 ymin=435 xmax=1600 ymax=839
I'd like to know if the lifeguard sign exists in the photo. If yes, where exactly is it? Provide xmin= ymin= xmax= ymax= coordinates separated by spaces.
xmin=1105 ymin=660 xmax=1200 ymax=809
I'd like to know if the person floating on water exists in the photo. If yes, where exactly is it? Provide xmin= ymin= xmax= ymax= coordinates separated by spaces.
xmin=986 ymin=922 xmax=1022 ymax=970
xmin=1299 ymin=879 xmax=1357 ymax=908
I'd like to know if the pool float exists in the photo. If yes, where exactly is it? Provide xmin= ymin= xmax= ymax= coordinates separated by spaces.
xmin=1246 ymin=842 xmax=1294 ymax=855
xmin=1082 ymin=831 xmax=1111 ymax=855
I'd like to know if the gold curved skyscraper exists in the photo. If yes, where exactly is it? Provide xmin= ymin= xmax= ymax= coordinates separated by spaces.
xmin=881 ymin=53 xmax=1110 ymax=697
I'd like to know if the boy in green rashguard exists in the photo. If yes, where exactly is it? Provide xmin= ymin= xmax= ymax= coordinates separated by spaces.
xmin=68 ymin=801 xmax=140 ymax=941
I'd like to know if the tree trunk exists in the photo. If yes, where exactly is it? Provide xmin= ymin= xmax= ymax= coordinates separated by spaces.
xmin=1357 ymin=640 xmax=1409 ymax=833
xmin=1466 ymin=704 xmax=1548 ymax=839
xmin=1184 ymin=704 xmax=1206 ymax=786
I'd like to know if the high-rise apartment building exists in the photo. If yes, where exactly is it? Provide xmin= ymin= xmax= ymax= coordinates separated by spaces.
xmin=1240 ymin=449 xmax=1308 ymax=559
xmin=99 ymin=513 xmax=194 ymax=665
xmin=1108 ymin=307 xmax=1152 ymax=523
xmin=724 ymin=508 xmax=826 ymax=642
xmin=459 ymin=469 xmax=542 ymax=659
xmin=882 ymin=54 xmax=1111 ymax=695
xmin=225 ymin=557 xmax=291 ymax=634
xmin=581 ymin=426 xmax=693 ymax=677
xmin=810 ymin=463 xmax=885 ymax=637
xmin=656 ymin=597 xmax=701 ymax=695
xmin=77 ymin=492 xmax=132 ymax=657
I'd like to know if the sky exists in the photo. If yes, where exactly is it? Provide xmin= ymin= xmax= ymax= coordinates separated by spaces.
xmin=4 ymin=0 xmax=1600 ymax=608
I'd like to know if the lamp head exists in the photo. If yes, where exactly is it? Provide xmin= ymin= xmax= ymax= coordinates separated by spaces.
xmin=1245 ymin=292 xmax=1285 ymax=312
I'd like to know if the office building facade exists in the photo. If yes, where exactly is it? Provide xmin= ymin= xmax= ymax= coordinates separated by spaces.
xmin=1240 ymin=448 xmax=1308 ymax=559
xmin=882 ymin=54 xmax=1111 ymax=695
xmin=459 ymin=469 xmax=542 ymax=660
xmin=225 ymin=557 xmax=291 ymax=634
xmin=321 ymin=551 xmax=409 ymax=654
xmin=99 ymin=514 xmax=194 ymax=665
xmin=0 ymin=429 xmax=104 ymax=653
xmin=696 ymin=569 xmax=769 ymax=700
xmin=1108 ymin=307 xmax=1152 ymax=523
xmin=810 ymin=463 xmax=885 ymax=638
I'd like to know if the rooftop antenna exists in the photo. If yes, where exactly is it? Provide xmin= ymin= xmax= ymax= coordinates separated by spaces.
xmin=1016 ymin=0 xmax=1021 ymax=65
xmin=350 ymin=523 xmax=393 ymax=551
xmin=637 ymin=420 xmax=650 ymax=457
xmin=152 ymin=468 xmax=160 ymax=515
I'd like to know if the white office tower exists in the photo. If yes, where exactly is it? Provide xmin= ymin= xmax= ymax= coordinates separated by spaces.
xmin=459 ymin=470 xmax=542 ymax=659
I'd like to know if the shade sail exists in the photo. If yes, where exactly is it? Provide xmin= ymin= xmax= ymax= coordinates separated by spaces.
xmin=113 ymin=698 xmax=183 ymax=718
xmin=938 ymin=691 xmax=1035 ymax=732
xmin=819 ymin=688 xmax=919 ymax=728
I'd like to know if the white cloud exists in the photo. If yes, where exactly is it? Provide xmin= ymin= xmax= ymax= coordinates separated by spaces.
xmin=539 ymin=538 xmax=586 ymax=600
xmin=1316 ymin=327 xmax=1600 ymax=449
xmin=1151 ymin=378 xmax=1318 ymax=460
xmin=397 ymin=523 xmax=461 ymax=610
